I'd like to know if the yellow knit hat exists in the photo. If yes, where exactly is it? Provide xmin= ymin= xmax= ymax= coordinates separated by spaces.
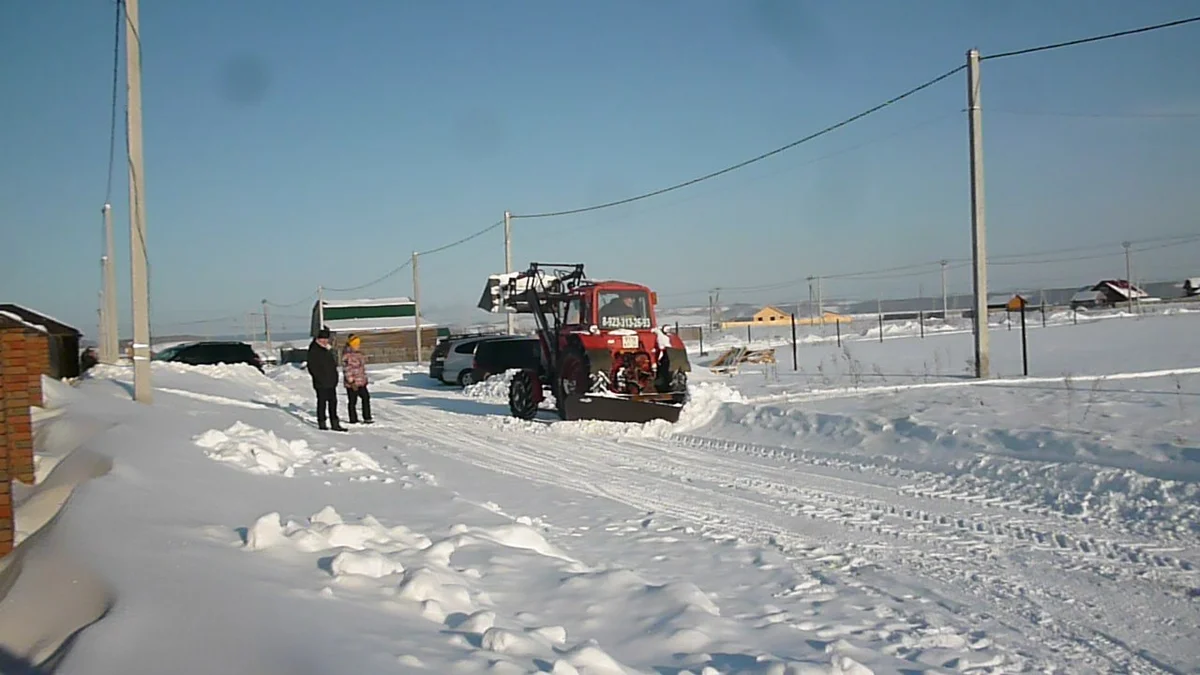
xmin=348 ymin=335 xmax=361 ymax=349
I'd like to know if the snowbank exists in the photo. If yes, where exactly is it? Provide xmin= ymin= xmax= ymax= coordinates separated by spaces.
xmin=0 ymin=391 xmax=115 ymax=672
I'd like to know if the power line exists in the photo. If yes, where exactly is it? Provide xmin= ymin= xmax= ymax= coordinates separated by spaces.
xmin=265 ymin=290 xmax=318 ymax=309
xmin=324 ymin=260 xmax=412 ymax=293
xmin=310 ymin=218 xmax=502 ymax=297
xmin=419 ymin=219 xmax=504 ymax=257
xmin=510 ymin=65 xmax=966 ymax=220
xmin=550 ymin=110 xmax=962 ymax=237
xmin=982 ymin=15 xmax=1200 ymax=61
xmin=659 ymin=233 xmax=1200 ymax=300
xmin=991 ymin=108 xmax=1200 ymax=120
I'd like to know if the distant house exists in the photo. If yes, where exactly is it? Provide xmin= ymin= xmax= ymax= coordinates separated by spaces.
xmin=1184 ymin=278 xmax=1200 ymax=297
xmin=1069 ymin=280 xmax=1150 ymax=309
xmin=0 ymin=303 xmax=83 ymax=379
xmin=720 ymin=305 xmax=849 ymax=328
xmin=311 ymin=296 xmax=446 ymax=363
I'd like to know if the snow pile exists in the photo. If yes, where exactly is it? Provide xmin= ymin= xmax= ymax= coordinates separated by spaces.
xmin=462 ymin=370 xmax=518 ymax=402
xmin=193 ymin=422 xmax=388 ymax=479
xmin=627 ymin=380 xmax=748 ymax=438
xmin=237 ymin=505 xmax=866 ymax=674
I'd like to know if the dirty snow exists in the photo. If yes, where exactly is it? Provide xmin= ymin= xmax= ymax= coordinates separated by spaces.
xmin=3 ymin=309 xmax=1198 ymax=674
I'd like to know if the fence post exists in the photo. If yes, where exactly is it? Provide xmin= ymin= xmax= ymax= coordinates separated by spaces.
xmin=1073 ymin=307 xmax=1078 ymax=325
xmin=1020 ymin=300 xmax=1029 ymax=376
xmin=836 ymin=318 xmax=842 ymax=347
xmin=699 ymin=327 xmax=705 ymax=356
xmin=1041 ymin=303 xmax=1046 ymax=328
xmin=791 ymin=313 xmax=798 ymax=371
xmin=746 ymin=325 xmax=751 ymax=344
xmin=919 ymin=310 xmax=925 ymax=339
xmin=878 ymin=312 xmax=884 ymax=343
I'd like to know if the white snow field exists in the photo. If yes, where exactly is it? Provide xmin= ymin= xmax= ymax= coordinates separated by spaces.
xmin=4 ymin=310 xmax=1199 ymax=674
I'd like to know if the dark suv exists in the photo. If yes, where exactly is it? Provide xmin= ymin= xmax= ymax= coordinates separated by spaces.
xmin=153 ymin=341 xmax=264 ymax=372
xmin=471 ymin=337 xmax=542 ymax=383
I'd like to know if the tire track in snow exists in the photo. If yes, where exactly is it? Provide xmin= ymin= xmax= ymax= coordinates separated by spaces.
xmin=656 ymin=435 xmax=1200 ymax=583
xmin=616 ymin=435 xmax=1200 ymax=674
xmin=367 ymin=400 xmax=1192 ymax=674
xmin=668 ymin=432 xmax=1200 ymax=543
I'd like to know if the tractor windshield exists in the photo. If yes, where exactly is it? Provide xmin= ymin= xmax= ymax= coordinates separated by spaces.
xmin=596 ymin=290 xmax=652 ymax=330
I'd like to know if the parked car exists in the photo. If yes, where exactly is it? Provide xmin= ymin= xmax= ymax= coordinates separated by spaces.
xmin=153 ymin=341 xmax=264 ymax=372
xmin=433 ymin=333 xmax=514 ymax=386
xmin=470 ymin=336 xmax=542 ymax=385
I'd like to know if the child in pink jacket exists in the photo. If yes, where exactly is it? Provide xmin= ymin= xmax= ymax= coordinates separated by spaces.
xmin=341 ymin=334 xmax=373 ymax=424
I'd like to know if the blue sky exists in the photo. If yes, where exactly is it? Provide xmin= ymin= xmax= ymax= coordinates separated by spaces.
xmin=2 ymin=0 xmax=1198 ymax=338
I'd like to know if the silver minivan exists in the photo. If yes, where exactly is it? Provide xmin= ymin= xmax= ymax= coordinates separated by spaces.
xmin=435 ymin=335 xmax=513 ymax=386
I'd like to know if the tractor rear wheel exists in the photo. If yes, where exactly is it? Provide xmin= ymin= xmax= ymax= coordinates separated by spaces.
xmin=508 ymin=369 xmax=540 ymax=420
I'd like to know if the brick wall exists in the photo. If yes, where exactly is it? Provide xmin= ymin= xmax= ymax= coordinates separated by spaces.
xmin=1 ymin=329 xmax=44 ymax=486
xmin=0 ymin=324 xmax=49 ymax=555
xmin=0 ymin=370 xmax=9 ymax=556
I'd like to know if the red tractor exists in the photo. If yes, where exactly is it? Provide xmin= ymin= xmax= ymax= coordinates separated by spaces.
xmin=477 ymin=262 xmax=691 ymax=424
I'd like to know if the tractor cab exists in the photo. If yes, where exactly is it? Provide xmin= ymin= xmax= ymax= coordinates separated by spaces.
xmin=563 ymin=284 xmax=657 ymax=333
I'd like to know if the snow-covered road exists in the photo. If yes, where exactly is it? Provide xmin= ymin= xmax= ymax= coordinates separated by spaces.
xmin=12 ymin=312 xmax=1199 ymax=674
xmin=351 ymin=367 xmax=1200 ymax=674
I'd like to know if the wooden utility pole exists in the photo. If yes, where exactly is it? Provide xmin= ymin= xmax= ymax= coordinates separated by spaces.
xmin=966 ymin=48 xmax=990 ymax=379
xmin=126 ymin=0 xmax=152 ymax=401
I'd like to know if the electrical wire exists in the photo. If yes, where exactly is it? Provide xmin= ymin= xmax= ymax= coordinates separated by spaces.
xmin=509 ymin=65 xmax=966 ymax=220
xmin=990 ymin=108 xmax=1200 ymax=120
xmin=323 ymin=260 xmax=412 ymax=293
xmin=982 ymin=15 xmax=1200 ymax=61
xmin=658 ymin=233 xmax=1200 ymax=300
xmin=265 ymin=290 xmax=319 ymax=309
xmin=306 ymin=218 xmax=503 ymax=299
xmin=419 ymin=219 xmax=504 ymax=256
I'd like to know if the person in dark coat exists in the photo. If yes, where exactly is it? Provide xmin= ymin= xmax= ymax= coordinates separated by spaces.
xmin=306 ymin=327 xmax=345 ymax=431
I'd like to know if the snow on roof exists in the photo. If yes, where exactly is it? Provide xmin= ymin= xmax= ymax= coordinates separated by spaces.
xmin=0 ymin=309 xmax=48 ymax=333
xmin=319 ymin=296 xmax=413 ymax=309
xmin=322 ymin=316 xmax=437 ymax=333
xmin=0 ymin=303 xmax=76 ymax=334
xmin=1093 ymin=280 xmax=1149 ymax=300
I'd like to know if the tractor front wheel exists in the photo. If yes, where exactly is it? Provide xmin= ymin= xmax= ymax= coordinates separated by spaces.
xmin=556 ymin=345 xmax=590 ymax=420
xmin=508 ymin=369 xmax=540 ymax=420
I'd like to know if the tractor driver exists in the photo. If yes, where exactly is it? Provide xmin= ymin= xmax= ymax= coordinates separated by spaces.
xmin=599 ymin=292 xmax=648 ymax=326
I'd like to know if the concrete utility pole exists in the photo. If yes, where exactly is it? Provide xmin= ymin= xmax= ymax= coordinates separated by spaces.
xmin=261 ymin=299 xmax=272 ymax=354
xmin=412 ymin=251 xmax=422 ymax=364
xmin=1123 ymin=240 xmax=1134 ymax=314
xmin=806 ymin=277 xmax=815 ymax=323
xmin=966 ymin=48 xmax=990 ymax=379
xmin=316 ymin=285 xmax=325 ymax=331
xmin=940 ymin=259 xmax=948 ymax=319
xmin=96 ymin=293 xmax=105 ymax=362
xmin=126 ymin=0 xmax=152 ymax=402
xmin=816 ymin=275 xmax=823 ymax=325
xmin=503 ymin=210 xmax=514 ymax=334
xmin=102 ymin=203 xmax=119 ymax=363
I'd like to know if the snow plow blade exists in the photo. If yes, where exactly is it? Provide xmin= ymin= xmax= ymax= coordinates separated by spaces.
xmin=561 ymin=393 xmax=684 ymax=424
